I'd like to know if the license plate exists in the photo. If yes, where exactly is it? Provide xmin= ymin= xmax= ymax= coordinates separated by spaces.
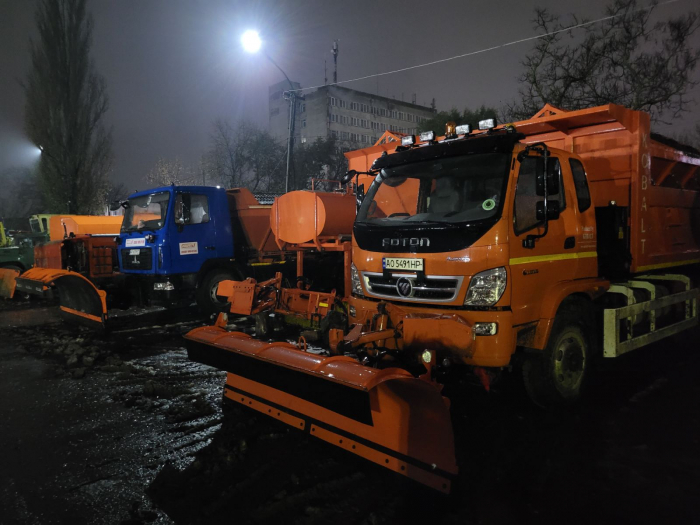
xmin=382 ymin=257 xmax=424 ymax=271
xmin=129 ymin=249 xmax=141 ymax=255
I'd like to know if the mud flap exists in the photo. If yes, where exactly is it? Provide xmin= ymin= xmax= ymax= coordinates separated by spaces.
xmin=0 ymin=268 xmax=20 ymax=299
xmin=15 ymin=268 xmax=108 ymax=329
xmin=185 ymin=326 xmax=458 ymax=493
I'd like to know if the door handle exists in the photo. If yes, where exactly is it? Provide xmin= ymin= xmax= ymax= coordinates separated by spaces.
xmin=564 ymin=236 xmax=575 ymax=249
xmin=205 ymin=246 xmax=216 ymax=251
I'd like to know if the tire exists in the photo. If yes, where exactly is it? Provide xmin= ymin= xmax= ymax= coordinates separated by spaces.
xmin=522 ymin=300 xmax=592 ymax=407
xmin=196 ymin=268 xmax=241 ymax=316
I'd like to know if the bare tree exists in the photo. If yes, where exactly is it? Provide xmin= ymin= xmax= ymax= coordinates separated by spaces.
xmin=144 ymin=157 xmax=197 ymax=187
xmin=505 ymin=0 xmax=700 ymax=122
xmin=293 ymin=137 xmax=348 ymax=190
xmin=207 ymin=119 xmax=285 ymax=191
xmin=0 ymin=167 xmax=44 ymax=218
xmin=24 ymin=0 xmax=113 ymax=214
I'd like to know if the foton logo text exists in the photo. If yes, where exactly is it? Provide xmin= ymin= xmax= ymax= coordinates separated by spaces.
xmin=382 ymin=238 xmax=430 ymax=247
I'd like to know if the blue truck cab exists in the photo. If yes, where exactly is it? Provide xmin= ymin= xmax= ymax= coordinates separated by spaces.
xmin=117 ymin=185 xmax=241 ymax=313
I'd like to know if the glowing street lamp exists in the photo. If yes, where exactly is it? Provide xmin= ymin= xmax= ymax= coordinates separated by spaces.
xmin=240 ymin=30 xmax=261 ymax=53
xmin=242 ymin=30 xmax=300 ymax=192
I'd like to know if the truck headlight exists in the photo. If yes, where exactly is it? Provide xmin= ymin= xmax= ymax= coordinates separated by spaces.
xmin=464 ymin=267 xmax=506 ymax=306
xmin=350 ymin=263 xmax=363 ymax=295
xmin=153 ymin=281 xmax=175 ymax=291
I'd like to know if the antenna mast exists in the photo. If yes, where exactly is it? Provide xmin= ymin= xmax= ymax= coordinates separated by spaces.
xmin=332 ymin=40 xmax=339 ymax=84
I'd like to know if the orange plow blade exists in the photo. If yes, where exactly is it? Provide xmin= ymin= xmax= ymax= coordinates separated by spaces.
xmin=0 ymin=268 xmax=20 ymax=299
xmin=185 ymin=325 xmax=458 ymax=493
xmin=15 ymin=268 xmax=108 ymax=329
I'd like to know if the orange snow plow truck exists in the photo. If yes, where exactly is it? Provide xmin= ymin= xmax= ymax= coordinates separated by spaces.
xmin=185 ymin=104 xmax=699 ymax=493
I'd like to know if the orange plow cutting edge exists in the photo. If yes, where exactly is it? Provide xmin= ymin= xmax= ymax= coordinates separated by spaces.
xmin=0 ymin=268 xmax=20 ymax=299
xmin=184 ymin=325 xmax=459 ymax=493
xmin=15 ymin=268 xmax=108 ymax=329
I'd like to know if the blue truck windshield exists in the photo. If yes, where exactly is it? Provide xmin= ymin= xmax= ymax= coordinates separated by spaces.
xmin=121 ymin=192 xmax=170 ymax=232
xmin=357 ymin=152 xmax=511 ymax=226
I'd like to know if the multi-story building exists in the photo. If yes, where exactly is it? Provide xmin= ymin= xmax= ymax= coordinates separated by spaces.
xmin=268 ymin=81 xmax=436 ymax=149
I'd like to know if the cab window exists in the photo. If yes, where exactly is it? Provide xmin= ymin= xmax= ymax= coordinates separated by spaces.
xmin=174 ymin=194 xmax=209 ymax=225
xmin=569 ymin=158 xmax=592 ymax=212
xmin=514 ymin=156 xmax=565 ymax=234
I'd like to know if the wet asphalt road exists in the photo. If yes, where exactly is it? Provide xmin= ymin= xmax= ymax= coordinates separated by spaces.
xmin=0 ymin=299 xmax=699 ymax=524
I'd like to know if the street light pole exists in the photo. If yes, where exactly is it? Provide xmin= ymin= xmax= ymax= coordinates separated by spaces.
xmin=264 ymin=52 xmax=298 ymax=193
xmin=241 ymin=30 xmax=300 ymax=193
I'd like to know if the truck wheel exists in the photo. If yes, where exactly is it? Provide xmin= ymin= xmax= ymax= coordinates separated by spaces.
xmin=522 ymin=303 xmax=591 ymax=407
xmin=197 ymin=269 xmax=240 ymax=316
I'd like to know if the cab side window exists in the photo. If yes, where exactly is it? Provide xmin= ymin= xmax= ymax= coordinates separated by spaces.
xmin=174 ymin=194 xmax=209 ymax=225
xmin=514 ymin=156 xmax=565 ymax=235
xmin=569 ymin=158 xmax=592 ymax=212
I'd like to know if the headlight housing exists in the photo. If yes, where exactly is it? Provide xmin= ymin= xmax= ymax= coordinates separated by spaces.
xmin=464 ymin=267 xmax=506 ymax=306
xmin=350 ymin=263 xmax=363 ymax=296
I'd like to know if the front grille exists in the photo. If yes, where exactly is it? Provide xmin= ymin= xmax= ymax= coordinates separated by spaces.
xmin=121 ymin=247 xmax=153 ymax=270
xmin=362 ymin=272 xmax=463 ymax=303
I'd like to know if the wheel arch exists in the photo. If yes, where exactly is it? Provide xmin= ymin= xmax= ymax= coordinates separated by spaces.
xmin=528 ymin=279 xmax=607 ymax=351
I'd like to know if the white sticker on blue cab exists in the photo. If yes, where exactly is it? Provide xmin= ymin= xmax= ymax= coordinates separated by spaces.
xmin=179 ymin=242 xmax=198 ymax=255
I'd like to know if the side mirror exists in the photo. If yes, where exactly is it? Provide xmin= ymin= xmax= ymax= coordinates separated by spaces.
xmin=536 ymin=200 xmax=560 ymax=221
xmin=109 ymin=200 xmax=121 ymax=212
xmin=342 ymin=170 xmax=358 ymax=185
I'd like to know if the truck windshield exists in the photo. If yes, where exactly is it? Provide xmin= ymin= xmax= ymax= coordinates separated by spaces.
xmin=357 ymin=152 xmax=511 ymax=225
xmin=121 ymin=192 xmax=170 ymax=232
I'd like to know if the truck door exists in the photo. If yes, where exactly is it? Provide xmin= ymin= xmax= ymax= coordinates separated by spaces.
xmin=170 ymin=192 xmax=218 ymax=274
xmin=509 ymin=154 xmax=580 ymax=325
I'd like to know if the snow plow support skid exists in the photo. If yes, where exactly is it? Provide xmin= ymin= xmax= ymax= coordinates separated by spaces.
xmin=184 ymin=323 xmax=458 ymax=493
xmin=15 ymin=268 xmax=108 ymax=328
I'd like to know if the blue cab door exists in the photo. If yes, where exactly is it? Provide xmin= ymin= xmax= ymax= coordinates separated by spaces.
xmin=168 ymin=191 xmax=218 ymax=274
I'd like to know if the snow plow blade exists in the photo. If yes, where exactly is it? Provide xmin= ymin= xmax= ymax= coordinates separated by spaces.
xmin=0 ymin=268 xmax=20 ymax=299
xmin=185 ymin=325 xmax=458 ymax=493
xmin=15 ymin=268 xmax=108 ymax=329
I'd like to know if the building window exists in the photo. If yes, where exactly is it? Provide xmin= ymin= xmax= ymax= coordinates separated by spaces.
xmin=330 ymin=97 xmax=336 ymax=106
xmin=301 ymin=136 xmax=307 ymax=143
xmin=341 ymin=131 xmax=348 ymax=140
xmin=391 ymin=110 xmax=398 ymax=119
xmin=300 ymin=103 xmax=306 ymax=113
xmin=302 ymin=119 xmax=306 ymax=128
xmin=339 ymin=99 xmax=346 ymax=109
xmin=331 ymin=130 xmax=338 ymax=138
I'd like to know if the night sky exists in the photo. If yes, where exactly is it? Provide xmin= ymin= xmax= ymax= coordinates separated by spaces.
xmin=1 ymin=0 xmax=698 ymax=192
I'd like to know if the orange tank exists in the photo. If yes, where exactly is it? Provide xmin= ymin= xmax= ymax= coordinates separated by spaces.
xmin=270 ymin=190 xmax=356 ymax=245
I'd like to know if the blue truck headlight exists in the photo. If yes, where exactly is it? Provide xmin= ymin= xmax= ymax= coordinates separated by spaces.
xmin=153 ymin=281 xmax=175 ymax=291
xmin=464 ymin=267 xmax=506 ymax=306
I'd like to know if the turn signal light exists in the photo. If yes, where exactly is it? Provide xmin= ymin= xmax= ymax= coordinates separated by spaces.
xmin=445 ymin=121 xmax=457 ymax=137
